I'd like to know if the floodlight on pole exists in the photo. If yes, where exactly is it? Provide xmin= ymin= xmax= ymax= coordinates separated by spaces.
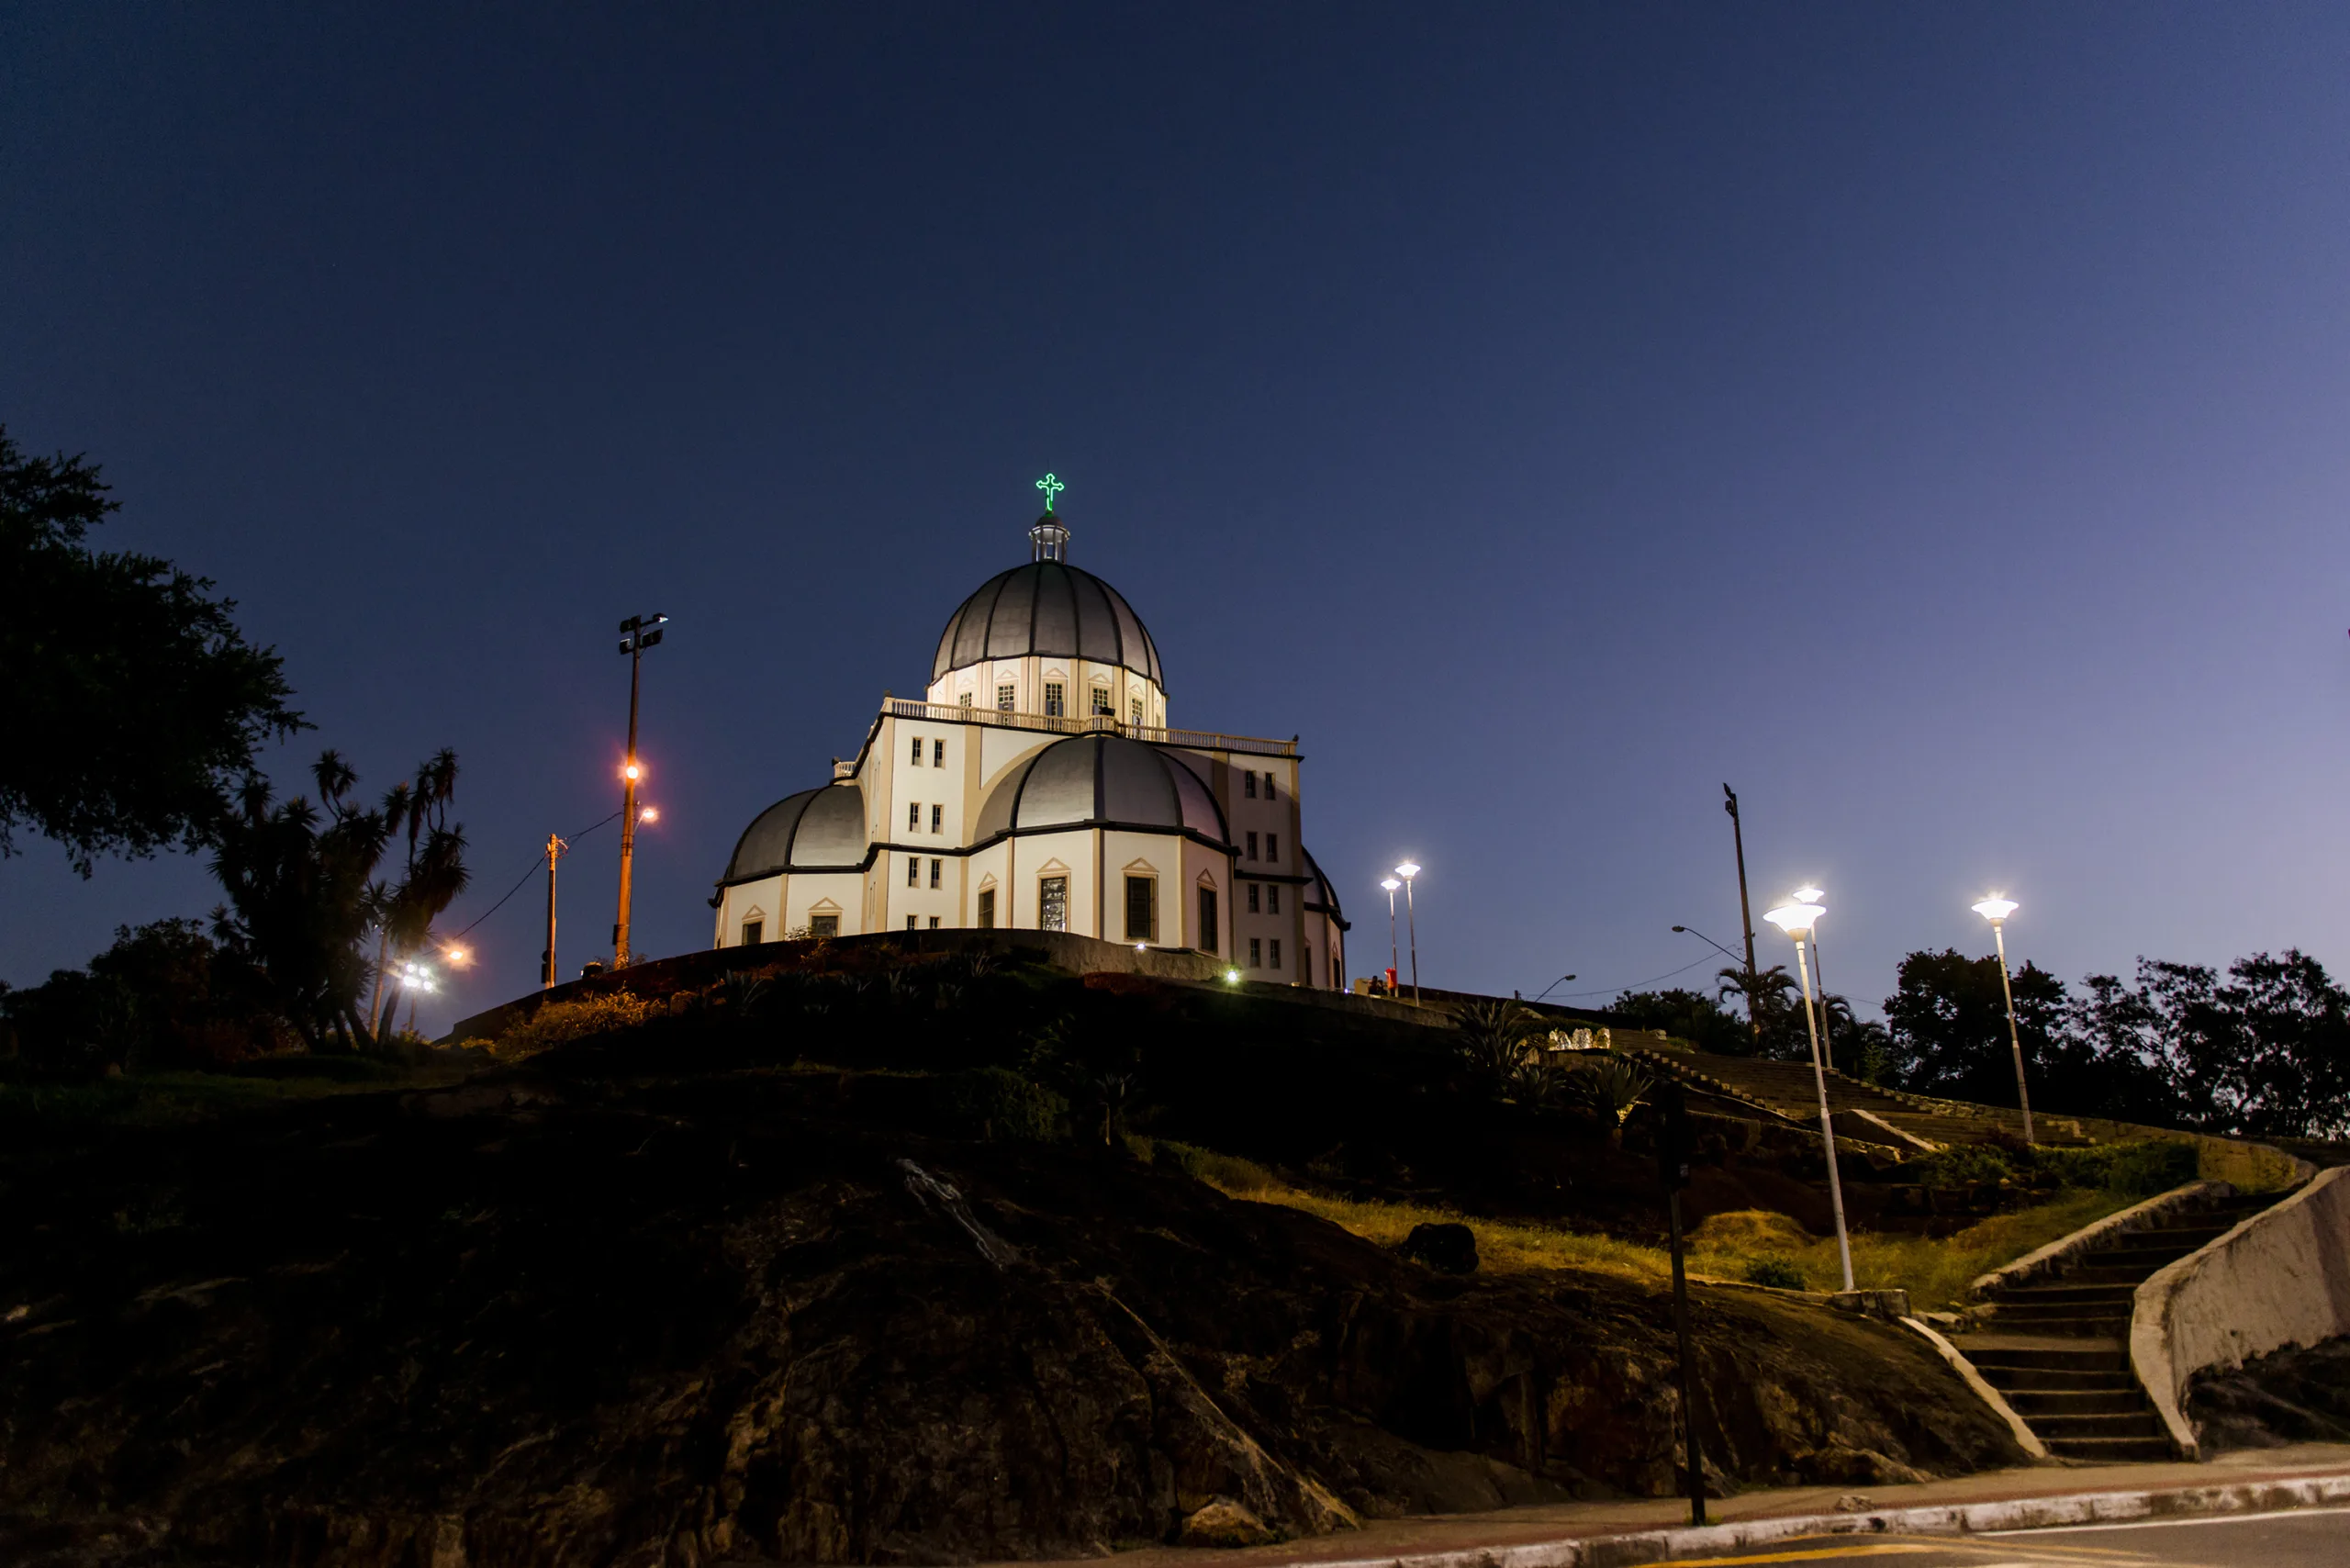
xmin=1973 ymin=895 xmax=2035 ymax=1145
xmin=1762 ymin=896 xmax=1854 ymax=1293
xmin=612 ymin=612 xmax=669 ymax=969
xmin=1394 ymin=862 xmax=1421 ymax=1003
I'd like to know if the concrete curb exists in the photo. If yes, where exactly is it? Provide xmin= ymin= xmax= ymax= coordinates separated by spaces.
xmin=1302 ymin=1471 xmax=2350 ymax=1568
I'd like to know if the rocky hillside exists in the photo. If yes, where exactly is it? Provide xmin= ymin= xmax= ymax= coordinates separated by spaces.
xmin=0 ymin=1048 xmax=2024 ymax=1567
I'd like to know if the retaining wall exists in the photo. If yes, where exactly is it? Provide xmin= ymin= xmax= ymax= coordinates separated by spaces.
xmin=2132 ymin=1165 xmax=2350 ymax=1459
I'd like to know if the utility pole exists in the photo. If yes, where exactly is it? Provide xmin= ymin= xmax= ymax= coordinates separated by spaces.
xmin=541 ymin=833 xmax=567 ymax=989
xmin=1657 ymin=1081 xmax=1707 ymax=1527
xmin=1723 ymin=785 xmax=1760 ymax=1046
xmin=613 ymin=613 xmax=668 ymax=969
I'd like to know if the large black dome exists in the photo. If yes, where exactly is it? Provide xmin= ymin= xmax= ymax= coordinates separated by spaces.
xmin=931 ymin=560 xmax=1164 ymax=688
xmin=973 ymin=734 xmax=1225 ymax=843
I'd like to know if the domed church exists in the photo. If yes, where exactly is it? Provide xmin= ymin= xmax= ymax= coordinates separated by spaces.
xmin=713 ymin=487 xmax=1349 ymax=986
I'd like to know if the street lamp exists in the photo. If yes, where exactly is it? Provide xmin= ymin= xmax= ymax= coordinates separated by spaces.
xmin=613 ymin=611 xmax=668 ymax=969
xmin=1394 ymin=861 xmax=1421 ymax=1002
xmin=1790 ymin=887 xmax=1835 ymax=1073
xmin=1762 ymin=894 xmax=1854 ymax=1293
xmin=1380 ymin=878 xmax=1401 ymax=994
xmin=1972 ymin=895 xmax=2035 ymax=1145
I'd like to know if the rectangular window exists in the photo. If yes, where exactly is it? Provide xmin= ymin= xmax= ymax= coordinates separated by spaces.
xmin=929 ymin=915 xmax=942 ymax=929
xmin=1247 ymin=882 xmax=1259 ymax=913
xmin=978 ymin=888 xmax=996 ymax=929
xmin=1270 ymin=938 xmax=1281 ymax=970
xmin=906 ymin=914 xmax=918 ymax=930
xmin=907 ymin=856 xmax=920 ymax=887
xmin=1268 ymin=884 xmax=1281 ymax=914
xmin=1130 ymin=697 xmax=1143 ymax=725
xmin=1198 ymin=887 xmax=1218 ymax=952
xmin=1039 ymin=875 xmax=1069 ymax=932
xmin=997 ymin=683 xmax=1015 ymax=711
xmin=958 ymin=691 xmax=973 ymax=709
xmin=933 ymin=738 xmax=945 ymax=767
xmin=1244 ymin=770 xmax=1258 ymax=799
xmin=1265 ymin=773 xmax=1276 ymax=801
xmin=1125 ymin=875 xmax=1157 ymax=941
xmin=1249 ymin=936 xmax=1262 ymax=968
xmin=909 ymin=801 xmax=921 ymax=832
xmin=929 ymin=857 xmax=942 ymax=889
xmin=910 ymin=735 xmax=923 ymax=766
xmin=931 ymin=803 xmax=944 ymax=833
xmin=741 ymin=920 xmax=764 ymax=946
xmin=810 ymin=913 xmax=839 ymax=938
xmin=1266 ymin=833 xmax=1279 ymax=862
xmin=1044 ymin=681 xmax=1065 ymax=717
xmin=1091 ymin=686 xmax=1113 ymax=715
xmin=1246 ymin=832 xmax=1259 ymax=860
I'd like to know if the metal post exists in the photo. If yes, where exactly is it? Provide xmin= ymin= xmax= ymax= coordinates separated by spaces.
xmin=1991 ymin=920 xmax=2036 ymax=1145
xmin=1666 ymin=1186 xmax=1708 ymax=1526
xmin=1386 ymin=884 xmax=1399 ymax=989
xmin=1810 ymin=933 xmax=1833 ymax=1075
xmin=1724 ymin=786 xmax=1760 ymax=1046
xmin=615 ymin=641 xmax=643 ymax=968
xmin=1794 ymin=935 xmax=1854 ymax=1292
xmin=541 ymin=833 xmax=565 ymax=989
xmin=1404 ymin=876 xmax=1419 ymax=1003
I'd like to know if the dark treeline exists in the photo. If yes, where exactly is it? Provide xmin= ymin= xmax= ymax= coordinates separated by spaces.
xmin=1605 ymin=947 xmax=2350 ymax=1143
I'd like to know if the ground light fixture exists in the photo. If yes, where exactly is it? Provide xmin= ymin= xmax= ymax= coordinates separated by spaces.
xmin=1972 ymin=895 xmax=2035 ymax=1145
xmin=1393 ymin=861 xmax=1421 ymax=1002
xmin=1761 ymin=895 xmax=1854 ymax=1293
xmin=1225 ymin=969 xmax=1239 ymax=984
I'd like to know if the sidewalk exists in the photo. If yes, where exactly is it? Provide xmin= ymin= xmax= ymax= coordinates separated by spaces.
xmin=1039 ymin=1443 xmax=2350 ymax=1568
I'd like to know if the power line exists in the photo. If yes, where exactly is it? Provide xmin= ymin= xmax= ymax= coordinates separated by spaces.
xmin=447 ymin=809 xmax=625 ymax=939
xmin=1553 ymin=952 xmax=1720 ymax=1000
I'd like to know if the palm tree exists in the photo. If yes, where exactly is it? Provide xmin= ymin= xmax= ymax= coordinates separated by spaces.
xmin=369 ymin=751 xmax=468 ymax=1038
xmin=1716 ymin=963 xmax=1797 ymax=1055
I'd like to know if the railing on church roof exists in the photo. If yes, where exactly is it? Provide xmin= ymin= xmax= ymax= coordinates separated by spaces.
xmin=881 ymin=696 xmax=1297 ymax=757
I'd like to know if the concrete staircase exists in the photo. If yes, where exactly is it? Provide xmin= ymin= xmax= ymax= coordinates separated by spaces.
xmin=1952 ymin=1193 xmax=2275 ymax=1461
xmin=1628 ymin=1047 xmax=2092 ymax=1148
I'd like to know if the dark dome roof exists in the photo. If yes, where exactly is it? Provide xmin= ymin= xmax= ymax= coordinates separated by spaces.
xmin=975 ymin=734 xmax=1225 ymax=842
xmin=721 ymin=782 xmax=868 ymax=883
xmin=1300 ymin=846 xmax=1348 ymax=927
xmin=933 ymin=561 xmax=1164 ymax=688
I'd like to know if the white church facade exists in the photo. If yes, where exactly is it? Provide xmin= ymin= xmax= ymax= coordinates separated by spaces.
xmin=712 ymin=496 xmax=1350 ymax=986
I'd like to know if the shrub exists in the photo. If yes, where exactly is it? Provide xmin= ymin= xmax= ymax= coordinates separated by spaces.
xmin=490 ymin=991 xmax=653 ymax=1060
xmin=933 ymin=1066 xmax=1066 ymax=1142
xmin=1744 ymin=1255 xmax=1808 ymax=1290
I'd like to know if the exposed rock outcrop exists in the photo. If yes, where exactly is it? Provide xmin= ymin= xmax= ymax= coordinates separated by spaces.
xmin=0 ymin=1067 xmax=2026 ymax=1565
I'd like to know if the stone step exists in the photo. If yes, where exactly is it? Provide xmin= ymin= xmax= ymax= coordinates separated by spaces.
xmin=2007 ymin=1388 xmax=2148 ymax=1417
xmin=1995 ymin=1283 xmax=2138 ymax=1306
xmin=2043 ymin=1434 xmax=2175 ymax=1462
xmin=1960 ymin=1343 xmax=2130 ymax=1373
xmin=2003 ymin=1316 xmax=2132 ymax=1338
xmin=1980 ymin=1368 xmax=2141 ymax=1394
xmin=2029 ymin=1410 xmax=2167 ymax=1440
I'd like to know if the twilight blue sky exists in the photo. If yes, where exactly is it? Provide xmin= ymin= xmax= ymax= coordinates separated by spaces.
xmin=7 ymin=4 xmax=2350 ymax=1034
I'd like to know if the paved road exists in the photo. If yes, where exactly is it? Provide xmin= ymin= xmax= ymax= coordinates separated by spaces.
xmin=1652 ymin=1506 xmax=2350 ymax=1567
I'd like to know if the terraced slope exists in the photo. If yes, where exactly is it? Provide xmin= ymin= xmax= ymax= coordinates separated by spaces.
xmin=1627 ymin=1047 xmax=2092 ymax=1148
xmin=1951 ymin=1192 xmax=2277 ymax=1461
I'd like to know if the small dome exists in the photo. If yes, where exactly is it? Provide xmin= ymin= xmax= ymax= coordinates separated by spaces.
xmin=1300 ymin=847 xmax=1348 ymax=928
xmin=721 ymin=782 xmax=867 ymax=882
xmin=933 ymin=560 xmax=1164 ymax=688
xmin=975 ymin=734 xmax=1225 ymax=843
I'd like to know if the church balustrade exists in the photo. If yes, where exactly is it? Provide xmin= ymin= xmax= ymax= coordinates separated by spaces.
xmin=881 ymin=696 xmax=1295 ymax=757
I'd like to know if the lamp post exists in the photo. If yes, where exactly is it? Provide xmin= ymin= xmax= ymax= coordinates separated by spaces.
xmin=1380 ymin=878 xmax=1401 ymax=993
xmin=1762 ymin=895 xmax=1854 ymax=1293
xmin=1791 ymin=885 xmax=1832 ymax=1073
xmin=1394 ymin=861 xmax=1421 ymax=1002
xmin=1972 ymin=895 xmax=2035 ymax=1145
xmin=613 ymin=612 xmax=667 ymax=968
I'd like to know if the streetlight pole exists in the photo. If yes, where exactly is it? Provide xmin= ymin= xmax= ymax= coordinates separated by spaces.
xmin=1381 ymin=877 xmax=1401 ymax=993
xmin=1791 ymin=885 xmax=1830 ymax=1074
xmin=1723 ymin=786 xmax=1761 ymax=1046
xmin=1764 ymin=895 xmax=1854 ymax=1293
xmin=613 ymin=612 xmax=667 ymax=969
xmin=541 ymin=833 xmax=567 ymax=989
xmin=1395 ymin=861 xmax=1421 ymax=1002
xmin=1974 ymin=897 xmax=2035 ymax=1145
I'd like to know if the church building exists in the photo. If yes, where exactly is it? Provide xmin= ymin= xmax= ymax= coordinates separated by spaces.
xmin=713 ymin=486 xmax=1349 ymax=986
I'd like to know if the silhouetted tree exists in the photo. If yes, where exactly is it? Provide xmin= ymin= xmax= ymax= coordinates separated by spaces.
xmin=1882 ymin=947 xmax=2070 ymax=1106
xmin=1602 ymin=987 xmax=1749 ymax=1055
xmin=0 ymin=428 xmax=303 ymax=875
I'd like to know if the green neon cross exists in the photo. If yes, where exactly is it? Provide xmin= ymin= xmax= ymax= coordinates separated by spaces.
xmin=1035 ymin=472 xmax=1065 ymax=512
